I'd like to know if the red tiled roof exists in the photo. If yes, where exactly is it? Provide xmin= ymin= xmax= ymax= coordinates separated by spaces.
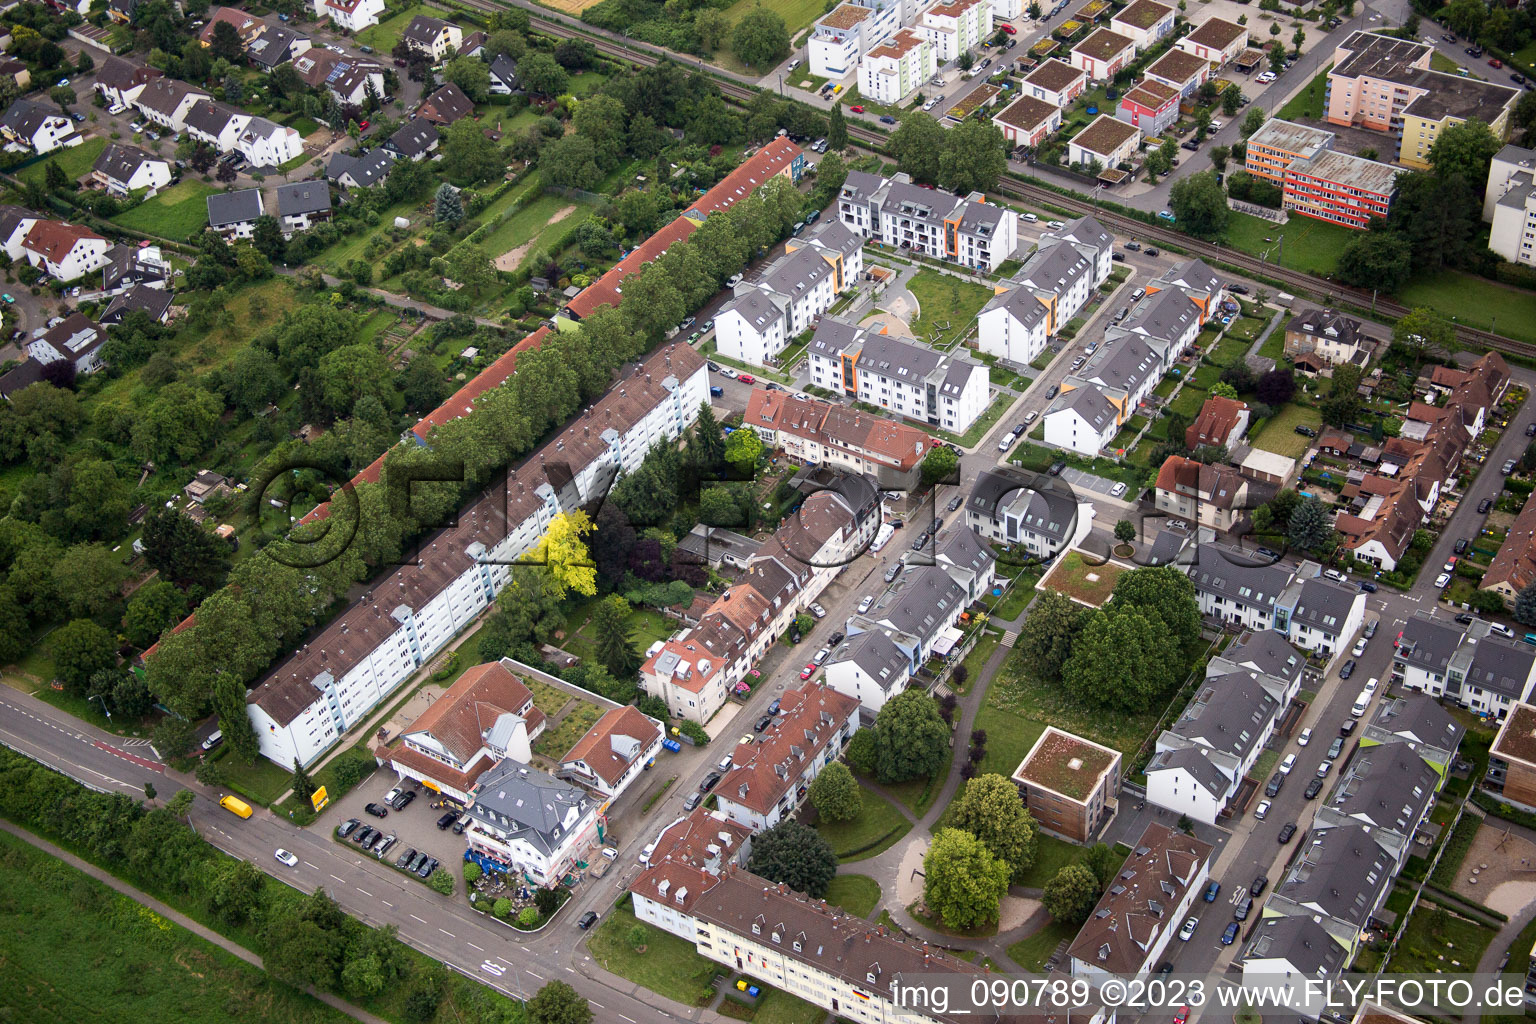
xmin=401 ymin=661 xmax=541 ymax=764
xmin=686 ymin=137 xmax=802 ymax=221
xmin=411 ymin=326 xmax=550 ymax=442
xmin=716 ymin=682 xmax=857 ymax=815
xmin=1185 ymin=394 xmax=1247 ymax=448
xmin=564 ymin=218 xmax=697 ymax=321
xmin=560 ymin=704 xmax=662 ymax=787
xmin=22 ymin=220 xmax=104 ymax=261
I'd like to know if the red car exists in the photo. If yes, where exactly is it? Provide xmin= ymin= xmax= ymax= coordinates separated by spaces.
xmin=1491 ymin=57 xmax=1504 ymax=68
xmin=358 ymin=120 xmax=370 ymax=130
xmin=1000 ymin=22 xmax=1016 ymax=33
xmin=800 ymin=663 xmax=816 ymax=680
xmin=1173 ymin=1008 xmax=1188 ymax=1024
xmin=850 ymin=105 xmax=865 ymax=113
xmin=739 ymin=374 xmax=756 ymax=384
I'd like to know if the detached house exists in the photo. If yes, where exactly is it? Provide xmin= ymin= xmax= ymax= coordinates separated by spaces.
xmin=275 ymin=181 xmax=332 ymax=236
xmin=1154 ymin=455 xmax=1251 ymax=532
xmin=206 ymin=188 xmax=265 ymax=240
xmin=237 ymin=117 xmax=304 ymax=168
xmin=247 ymin=25 xmax=313 ymax=73
xmin=1186 ymin=395 xmax=1250 ymax=450
xmin=1021 ymin=58 xmax=1087 ymax=106
xmin=20 ymin=221 xmax=110 ymax=281
xmin=184 ymin=99 xmax=251 ymax=152
xmin=1109 ymin=0 xmax=1176 ymax=50
xmin=1071 ymin=27 xmax=1137 ymax=80
xmin=0 ymin=99 xmax=81 ymax=154
xmin=488 ymin=55 xmax=521 ymax=95
xmin=1179 ymin=16 xmax=1248 ymax=66
xmin=27 ymin=313 xmax=107 ymax=376
xmin=385 ymin=117 xmax=440 ymax=162
xmin=90 ymin=142 xmax=171 ymax=196
xmin=1283 ymin=305 xmax=1372 ymax=371
xmin=556 ymin=705 xmax=663 ymax=801
xmin=419 ymin=83 xmax=475 ymax=125
xmin=93 ymin=56 xmax=162 ymax=109
xmin=401 ymin=15 xmax=463 ymax=60
xmin=313 ymin=0 xmax=386 ymax=33
xmin=328 ymin=147 xmax=396 ymax=189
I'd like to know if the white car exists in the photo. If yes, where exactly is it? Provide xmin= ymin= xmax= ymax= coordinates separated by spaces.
xmin=1110 ymin=482 xmax=1127 ymax=497
xmin=1178 ymin=917 xmax=1198 ymax=941
xmin=812 ymin=646 xmax=831 ymax=665
xmin=1023 ymin=410 xmax=1038 ymax=424
xmin=601 ymin=847 xmax=617 ymax=861
xmin=639 ymin=843 xmax=656 ymax=864
xmin=718 ymin=753 xmax=733 ymax=772
xmin=1254 ymin=799 xmax=1271 ymax=820
xmin=1209 ymin=119 xmax=1224 ymax=131
xmin=1279 ymin=753 xmax=1297 ymax=775
xmin=715 ymin=366 xmax=738 ymax=379
xmin=998 ymin=433 xmax=1016 ymax=452
xmin=809 ymin=602 xmax=827 ymax=619
xmin=923 ymin=98 xmax=937 ymax=110
xmin=858 ymin=595 xmax=875 ymax=613
xmin=1352 ymin=637 xmax=1367 ymax=657
xmin=1364 ymin=676 xmax=1379 ymax=694
xmin=274 ymin=848 xmax=299 ymax=867
xmin=384 ymin=786 xmax=403 ymax=804
xmin=1435 ymin=572 xmax=1451 ymax=589
xmin=1317 ymin=760 xmax=1333 ymax=778
xmin=1297 ymin=727 xmax=1312 ymax=747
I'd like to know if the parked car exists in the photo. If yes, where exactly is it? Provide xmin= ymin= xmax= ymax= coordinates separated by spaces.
xmin=1479 ymin=498 xmax=1494 ymax=513
xmin=1046 ymin=384 xmax=1060 ymax=399
xmin=799 ymin=662 xmax=816 ymax=679
xmin=700 ymin=772 xmax=721 ymax=793
xmin=1303 ymin=777 xmax=1324 ymax=799
xmin=885 ymin=563 xmax=902 ymax=583
xmin=395 ymin=847 xmax=416 ymax=869
xmin=1340 ymin=719 xmax=1357 ymax=737
xmin=1327 ymin=736 xmax=1344 ymax=759
xmin=1233 ymin=896 xmax=1253 ymax=921
xmin=1264 ymin=773 xmax=1282 ymax=797
xmin=578 ymin=911 xmax=599 ymax=930
xmin=682 ymin=791 xmax=702 ymax=810
xmin=1203 ymin=880 xmax=1220 ymax=902
xmin=436 ymin=811 xmax=458 ymax=829
xmin=1178 ymin=917 xmax=1198 ymax=941
xmin=755 ymin=714 xmax=774 ymax=732
xmin=1294 ymin=425 xmax=1317 ymax=437
xmin=1317 ymin=760 xmax=1333 ymax=778
xmin=1279 ymin=753 xmax=1297 ymax=775
xmin=1221 ymin=922 xmax=1239 ymax=945
xmin=201 ymin=730 xmax=223 ymax=751
xmin=997 ymin=433 xmax=1016 ymax=452
xmin=1110 ymin=482 xmax=1128 ymax=497
xmin=1339 ymin=659 xmax=1356 ymax=680
xmin=948 ymin=495 xmax=963 ymax=512
xmin=354 ymin=826 xmax=376 ymax=846
xmin=879 ymin=115 xmax=897 ymax=124
xmin=1435 ymin=572 xmax=1452 ymax=589
xmin=1254 ymin=799 xmax=1271 ymax=820
xmin=809 ymin=602 xmax=827 ymax=619
xmin=1048 ymin=461 xmax=1066 ymax=476
xmin=364 ymin=803 xmax=389 ymax=818
xmin=337 ymin=818 xmax=360 ymax=838
xmin=1278 ymin=822 xmax=1297 ymax=843
xmin=1297 ymin=727 xmax=1312 ymax=747
xmin=1144 ymin=248 xmax=1160 ymax=257
xmin=1505 ymin=459 xmax=1518 ymax=474
xmin=391 ymin=789 xmax=415 ymax=810
xmin=858 ymin=595 xmax=874 ymax=613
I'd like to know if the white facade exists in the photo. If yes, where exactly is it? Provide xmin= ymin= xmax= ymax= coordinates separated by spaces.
xmin=95 ymin=153 xmax=171 ymax=196
xmin=134 ymin=83 xmax=209 ymax=132
xmin=977 ymin=289 xmax=1049 ymax=365
xmin=1109 ymin=0 xmax=1176 ymax=51
xmin=186 ymin=108 xmax=250 ymax=152
xmin=1068 ymin=114 xmax=1141 ymax=167
xmin=808 ymin=0 xmax=909 ymax=79
xmin=1043 ymin=401 xmax=1117 ymax=455
xmin=919 ymin=0 xmax=992 ymax=62
xmin=1144 ymin=763 xmax=1222 ymax=822
xmin=11 ymin=112 xmax=81 ymax=153
xmin=22 ymin=229 xmax=111 ymax=282
xmin=1487 ymin=147 xmax=1536 ymax=268
xmin=238 ymin=118 xmax=304 ymax=167
xmin=313 ymin=0 xmax=385 ymax=32
xmin=711 ymin=226 xmax=862 ymax=368
xmin=857 ymin=29 xmax=935 ymax=105
xmin=806 ymin=320 xmax=990 ymax=434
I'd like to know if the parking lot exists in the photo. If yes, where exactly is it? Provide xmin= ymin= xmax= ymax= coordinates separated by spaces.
xmin=323 ymin=771 xmax=468 ymax=885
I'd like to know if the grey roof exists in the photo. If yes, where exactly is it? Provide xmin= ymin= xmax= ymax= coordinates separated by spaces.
xmin=983 ymin=284 xmax=1050 ymax=331
xmin=1275 ymin=822 xmax=1394 ymax=927
xmin=1167 ymin=669 xmax=1278 ymax=763
xmin=489 ymin=54 xmax=519 ymax=88
xmin=402 ymin=13 xmax=455 ymax=46
xmin=1121 ymin=284 xmax=1200 ymax=347
xmin=240 ymin=116 xmax=286 ymax=146
xmin=1156 ymin=257 xmax=1222 ymax=298
xmin=387 ymin=116 xmax=439 ymax=158
xmin=1017 ymin=238 xmax=1091 ymax=295
xmin=1225 ymin=629 xmax=1305 ymax=684
xmin=1244 ymin=915 xmax=1348 ymax=977
xmin=832 ymin=629 xmax=909 ymax=692
xmin=1079 ymin=336 xmax=1160 ymax=396
xmin=1369 ymin=692 xmax=1464 ymax=754
xmin=468 ymin=760 xmax=593 ymax=856
xmin=939 ymin=359 xmax=977 ymax=397
xmin=838 ymin=170 xmax=886 ymax=206
xmin=1290 ymin=305 xmax=1363 ymax=347
xmin=1 ymin=99 xmax=59 ymax=137
xmin=1288 ymin=577 xmax=1358 ymax=636
xmin=763 ymin=243 xmax=836 ymax=298
xmin=328 ymin=146 xmax=395 ymax=187
xmin=248 ymin=25 xmax=304 ymax=68
xmin=967 ymin=466 xmax=1080 ymax=542
xmin=1187 ymin=544 xmax=1292 ymax=610
xmin=0 ymin=205 xmax=32 ymax=241
xmin=808 ymin=219 xmax=861 ymax=255
xmin=1144 ymin=528 xmax=1191 ymax=567
xmin=100 ymin=283 xmax=172 ymax=325
xmin=882 ymin=180 xmax=955 ymax=225
xmin=1394 ymin=614 xmax=1464 ymax=676
xmin=1467 ymin=634 xmax=1536 ymax=700
xmin=855 ymin=330 xmax=942 ymax=382
xmin=184 ymin=99 xmax=243 ymax=137
xmin=137 ymin=78 xmax=205 ymax=117
xmin=968 ymin=466 xmax=1031 ymax=519
xmin=1050 ymin=215 xmax=1113 ymax=254
xmin=956 ymin=197 xmax=1005 ymax=238
xmin=1047 ymin=383 xmax=1117 ymax=433
xmin=206 ymin=188 xmax=264 ymax=227
xmin=276 ymin=180 xmax=332 ymax=217
xmin=721 ymin=287 xmax=788 ymax=337
xmin=1326 ymin=740 xmax=1436 ymax=834
xmin=1147 ymin=744 xmax=1227 ymax=796
xmin=92 ymin=142 xmax=160 ymax=184
xmin=875 ymin=564 xmax=966 ymax=644
xmin=937 ymin=526 xmax=992 ymax=577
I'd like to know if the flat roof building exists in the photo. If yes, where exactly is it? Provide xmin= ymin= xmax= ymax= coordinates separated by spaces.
xmin=1010 ymin=726 xmax=1120 ymax=842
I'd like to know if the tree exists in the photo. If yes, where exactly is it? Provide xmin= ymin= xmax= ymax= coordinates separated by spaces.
xmin=1241 ymin=106 xmax=1267 ymax=138
xmin=140 ymin=507 xmax=230 ymax=591
xmin=50 ymin=618 xmax=117 ymax=695
xmin=807 ymin=761 xmax=862 ymax=822
xmin=592 ymin=595 xmax=641 ymax=679
xmin=747 ymin=820 xmax=838 ymax=898
xmin=1393 ymin=307 xmax=1455 ymax=369
xmin=440 ymin=119 xmax=503 ymax=183
xmin=1169 ymin=171 xmax=1228 ymax=239
xmin=724 ymin=428 xmax=763 ymax=475
xmin=1320 ymin=363 xmax=1362 ymax=427
xmin=291 ymin=757 xmax=316 ymax=802
xmin=694 ymin=7 xmax=729 ymax=49
xmin=210 ymin=19 xmax=245 ymax=61
xmin=1255 ymin=369 xmax=1295 ymax=407
xmin=1287 ymin=497 xmax=1335 ymax=554
xmin=1221 ymin=84 xmax=1242 ymax=116
xmin=122 ymin=579 xmax=187 ymax=649
xmin=526 ymin=511 xmax=598 ymax=598
xmin=949 ymin=773 xmax=1038 ymax=882
xmin=1015 ymin=590 xmax=1082 ymax=682
xmin=732 ymin=7 xmax=790 ymax=68
xmin=890 ymin=113 xmax=947 ymax=185
xmin=1429 ymin=119 xmax=1502 ymax=197
xmin=1290 ymin=26 xmax=1305 ymax=56
xmin=921 ymin=445 xmax=959 ymax=487
xmin=1083 ymin=842 xmax=1120 ymax=889
xmin=1515 ymin=581 xmax=1536 ymax=628
xmin=44 ymin=160 xmax=70 ymax=192
xmin=1042 ymin=863 xmax=1101 ymax=924
xmin=48 ymin=85 xmax=76 ymax=111
xmin=1114 ymin=519 xmax=1135 ymax=544
xmin=1337 ymin=229 xmax=1412 ymax=294
xmin=1108 ymin=566 xmax=1201 ymax=648
xmin=317 ymin=343 xmax=390 ymax=418
xmin=518 ymin=52 xmax=568 ymax=97
xmin=690 ymin=402 xmax=727 ymax=476
xmin=1062 ymin=606 xmax=1174 ymax=712
xmin=923 ymin=828 xmax=1010 ymax=930
xmin=442 ymin=54 xmax=491 ymax=102
xmin=152 ymin=715 xmax=196 ymax=761
xmin=528 ymin=981 xmax=592 ymax=1024
xmin=940 ymin=118 xmax=1008 ymax=195
xmin=1210 ymin=144 xmax=1230 ymax=174
xmin=846 ymin=727 xmax=876 ymax=776
xmin=873 ymin=690 xmax=949 ymax=783
xmin=434 ymin=182 xmax=463 ymax=226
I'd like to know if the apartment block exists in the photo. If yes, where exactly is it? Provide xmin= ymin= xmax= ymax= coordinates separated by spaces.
xmin=713 ymin=682 xmax=858 ymax=830
xmin=740 ymin=387 xmax=932 ymax=490
xmin=809 ymin=0 xmax=909 ymax=79
xmin=834 ymin=171 xmax=1018 ymax=272
xmin=1011 ymin=727 xmax=1120 ymax=842
xmin=918 ymin=0 xmax=992 ymax=62
xmin=1488 ymin=702 xmax=1536 ymax=810
xmin=806 ymin=316 xmax=990 ymax=434
xmin=965 ymin=466 xmax=1096 ymax=559
xmin=1486 ymin=144 xmax=1536 ymax=267
xmin=1393 ymin=612 xmax=1536 ymax=721
xmin=978 ymin=231 xmax=1104 ymax=365
xmin=857 ymin=28 xmax=934 ymax=104
xmin=1244 ymin=117 xmax=1335 ymax=184
xmin=1282 ymin=149 xmax=1400 ymax=229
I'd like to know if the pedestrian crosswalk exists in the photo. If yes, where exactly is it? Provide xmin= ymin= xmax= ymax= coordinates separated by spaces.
xmin=1000 ymin=630 xmax=1018 ymax=649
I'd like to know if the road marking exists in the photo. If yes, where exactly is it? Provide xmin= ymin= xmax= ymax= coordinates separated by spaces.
xmin=621 ymin=1015 xmax=636 ymax=1022
xmin=439 ymin=928 xmax=455 ymax=938
xmin=356 ymin=887 xmax=373 ymax=896
xmin=481 ymin=961 xmax=505 ymax=976
xmin=411 ymin=914 xmax=428 ymax=924
xmin=591 ymin=1002 xmax=605 ymax=1010
xmin=331 ymin=874 xmax=346 ymax=883
xmin=467 ymin=941 xmax=483 ymax=952
xmin=381 ymin=900 xmax=392 ymax=908
xmin=526 ymin=969 xmax=543 ymax=979
xmin=565 ymin=967 xmax=576 ymax=974
xmin=303 ymin=861 xmax=318 ymax=870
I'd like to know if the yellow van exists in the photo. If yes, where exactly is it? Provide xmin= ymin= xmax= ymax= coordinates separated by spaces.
xmin=219 ymin=794 xmax=253 ymax=819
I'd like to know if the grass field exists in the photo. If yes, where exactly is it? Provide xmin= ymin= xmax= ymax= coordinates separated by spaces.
xmin=1018 ymin=833 xmax=1090 ymax=889
xmin=1398 ymin=271 xmax=1536 ymax=345
xmin=1251 ymin=403 xmax=1323 ymax=459
xmin=983 ymin=642 xmax=1161 ymax=760
xmin=1276 ymin=63 xmax=1331 ymax=122
xmin=1222 ymin=207 xmax=1356 ymax=277
xmin=721 ymin=987 xmax=824 ymax=1024
xmin=904 ymin=270 xmax=994 ymax=349
xmin=974 ymin=704 xmax=1046 ymax=780
xmin=354 ymin=5 xmax=428 ymax=52
xmin=588 ymin=901 xmax=721 ymax=1006
xmin=1006 ymin=918 xmax=1078 ymax=972
xmin=0 ymin=829 xmax=354 ymax=1024
xmin=1387 ymin=904 xmax=1495 ymax=974
xmin=814 ymin=785 xmax=911 ymax=861
xmin=824 ymin=874 xmax=882 ymax=917
xmin=721 ymin=0 xmax=825 ymax=38
xmin=114 ymin=179 xmax=221 ymax=241
xmin=477 ymin=191 xmax=597 ymax=271
xmin=20 ymin=136 xmax=107 ymax=187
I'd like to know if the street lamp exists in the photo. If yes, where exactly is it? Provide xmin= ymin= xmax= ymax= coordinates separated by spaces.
xmin=88 ymin=693 xmax=111 ymax=719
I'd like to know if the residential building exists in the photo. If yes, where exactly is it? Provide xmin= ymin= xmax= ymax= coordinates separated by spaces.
xmin=1283 ymin=149 xmax=1400 ymax=229
xmin=247 ymin=25 xmax=312 ymax=72
xmin=1488 ymin=702 xmax=1536 ymax=810
xmin=1067 ymin=113 xmax=1140 ymax=167
xmin=933 ymin=524 xmax=997 ymax=604
xmin=1186 ymin=395 xmax=1250 ymax=450
xmin=107 ymin=0 xmax=139 ymax=23
xmin=1042 ymin=338 xmax=1160 ymax=454
xmin=313 ymin=0 xmax=386 ymax=33
xmin=965 ymin=465 xmax=1096 ymax=559
xmin=199 ymin=6 xmax=261 ymax=46
xmin=1486 ymin=489 xmax=1536 ymax=608
xmin=777 ymin=470 xmax=883 ymax=571
xmin=184 ymin=470 xmax=232 ymax=505
xmin=247 ymin=345 xmax=708 ymax=767
xmin=1393 ymin=612 xmax=1536 ymax=720
xmin=1186 ymin=543 xmax=1294 ymax=632
xmin=740 ymin=388 xmax=932 ymax=491
xmin=629 ymin=809 xmax=753 ymax=939
xmin=1241 ymin=916 xmax=1350 ymax=1013
xmin=1282 ymin=306 xmax=1370 ymax=370
xmin=1107 ymin=276 xmax=1203 ymax=364
xmin=1177 ymin=16 xmax=1247 ymax=66
xmin=487 ymin=55 xmax=521 ymax=95
xmin=1326 ymin=31 xmax=1518 ymax=170
xmin=1022 ymin=58 xmax=1087 ymax=106
xmin=419 ymin=83 xmax=474 ymax=125
xmin=714 ymin=683 xmax=858 ymax=830
xmin=1145 ymin=48 xmax=1211 ymax=98
xmin=464 ymin=761 xmax=600 ymax=887
xmin=1361 ymin=692 xmax=1464 ymax=780
xmin=293 ymin=50 xmax=386 ymax=107
xmin=713 ymin=222 xmax=863 ymax=367
xmin=684 ymin=137 xmax=804 ymax=225
xmin=93 ymin=55 xmax=162 ymax=109
xmin=1275 ymin=571 xmax=1367 ymax=658
xmin=1043 ymin=215 xmax=1116 ymax=285
xmin=823 ymin=617 xmax=911 ymax=717
xmin=27 ymin=313 xmax=106 ymax=376
xmin=328 ymin=146 xmax=396 ymax=189
xmin=101 ymin=283 xmax=174 ymax=326
xmin=978 ymin=234 xmax=1101 ymax=365
xmin=1109 ymin=0 xmax=1175 ymax=50
xmin=99 ymin=242 xmax=169 ymax=294
xmin=1263 ymin=821 xmax=1396 ymax=960
xmin=1154 ymin=456 xmax=1250 ymax=532
xmin=206 ymin=188 xmax=265 ymax=240
xmin=184 ymin=99 xmax=250 ymax=152
xmin=1011 ymin=727 xmax=1120 ymax=842
xmin=805 ymin=317 xmax=990 ymax=434
xmin=1145 ymin=631 xmax=1304 ymax=823
xmin=400 ymin=14 xmax=462 ymax=60
xmin=134 ymin=78 xmax=210 ymax=132
xmin=557 ymin=705 xmax=664 ymax=801
xmin=1068 ymin=823 xmax=1212 ymax=980
xmin=90 ymin=142 xmax=171 ymax=196
xmin=0 ymin=99 xmax=80 ymax=154
xmin=1071 ymin=27 xmax=1137 ymax=80
xmin=1117 ymin=77 xmax=1180 ymax=136
xmin=238 ymin=117 xmax=303 ymax=168
xmin=835 ymin=171 xmax=1018 ymax=272
xmin=1244 ymin=117 xmax=1334 ymax=184
xmin=992 ymin=94 xmax=1061 ymax=148
xmin=559 ymin=216 xmax=697 ymax=324
xmin=809 ymin=0 xmax=909 ymax=79
xmin=844 ymin=562 xmax=971 ymax=678
xmin=918 ymin=0 xmax=992 ymax=63
xmin=1150 ymin=257 xmax=1226 ymax=325
xmin=385 ymin=117 xmax=440 ymax=161
xmin=376 ymin=659 xmax=546 ymax=802
xmin=1312 ymin=739 xmax=1439 ymax=868
xmin=275 ymin=181 xmax=332 ymax=236
xmin=459 ymin=32 xmax=487 ymax=57
xmin=857 ymin=28 xmax=935 ymax=105
xmin=691 ymin=872 xmax=1009 ymax=1024
xmin=19 ymin=221 xmax=109 ymax=281
xmin=1486 ymin=144 xmax=1536 ymax=266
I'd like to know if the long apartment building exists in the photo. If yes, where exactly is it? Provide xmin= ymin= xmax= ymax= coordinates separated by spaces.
xmin=835 ymin=170 xmax=1018 ymax=272
xmin=1393 ymin=611 xmax=1536 ymax=721
xmin=714 ymin=682 xmax=859 ymax=830
xmin=1185 ymin=545 xmax=1367 ymax=659
xmin=246 ymin=345 xmax=708 ymax=768
xmin=1485 ymin=144 xmax=1536 ymax=267
xmin=740 ymin=388 xmax=932 ymax=491
xmin=966 ymin=466 xmax=1096 ymax=560
xmin=808 ymin=0 xmax=909 ymax=79
xmin=1326 ymin=31 xmax=1518 ymax=170
xmin=917 ymin=0 xmax=991 ymax=62
xmin=977 ymin=216 xmax=1113 ymax=366
xmin=713 ymin=222 xmax=863 ymax=368
xmin=857 ymin=28 xmax=935 ymax=104
xmin=805 ymin=316 xmax=990 ymax=434
xmin=1245 ymin=118 xmax=1398 ymax=229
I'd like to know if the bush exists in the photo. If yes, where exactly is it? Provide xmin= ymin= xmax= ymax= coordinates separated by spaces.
xmin=463 ymin=862 xmax=482 ymax=884
xmin=493 ymin=897 xmax=513 ymax=918
xmin=427 ymin=870 xmax=455 ymax=895
xmin=518 ymin=906 xmax=539 ymax=927
xmin=678 ymin=720 xmax=708 ymax=745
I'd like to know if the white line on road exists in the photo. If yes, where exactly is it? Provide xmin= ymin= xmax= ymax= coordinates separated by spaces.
xmin=357 ymin=887 xmax=373 ymax=897
xmin=330 ymin=874 xmax=346 ymax=883
xmin=381 ymin=900 xmax=392 ymax=908
xmin=591 ymin=1002 xmax=605 ymax=1010
xmin=303 ymin=861 xmax=318 ymax=870
xmin=467 ymin=941 xmax=483 ymax=952
xmin=620 ymin=1016 xmax=636 ymax=1022
xmin=526 ymin=969 xmax=543 ymax=979
xmin=439 ymin=928 xmax=455 ymax=938
xmin=411 ymin=914 xmax=428 ymax=924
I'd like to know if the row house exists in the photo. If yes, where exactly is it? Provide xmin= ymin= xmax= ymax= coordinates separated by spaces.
xmin=713 ymin=221 xmax=863 ymax=367
xmin=1393 ymin=612 xmax=1536 ymax=721
xmin=1145 ymin=48 xmax=1211 ymax=99
xmin=991 ymin=94 xmax=1061 ymax=148
xmin=1185 ymin=547 xmax=1366 ymax=656
xmin=805 ymin=316 xmax=990 ymax=434
xmin=1021 ymin=58 xmax=1087 ymax=107
xmin=834 ymin=170 xmax=1018 ymax=272
xmin=844 ymin=563 xmax=968 ymax=682
xmin=1310 ymin=739 xmax=1440 ymax=869
xmin=857 ymin=29 xmax=935 ymax=105
xmin=966 ymin=466 xmax=1097 ymax=561
xmin=978 ymin=224 xmax=1109 ymax=365
xmin=808 ymin=0 xmax=910 ymax=79
xmin=1071 ymin=27 xmax=1136 ymax=80
xmin=1262 ymin=821 xmax=1396 ymax=962
xmin=740 ymin=387 xmax=931 ymax=491
xmin=1361 ymin=691 xmax=1465 ymax=781
xmin=918 ymin=0 xmax=992 ymax=63
xmin=1118 ymin=78 xmax=1180 ymax=137
xmin=90 ymin=142 xmax=171 ymax=196
xmin=1187 ymin=543 xmax=1294 ymax=632
xmin=630 ymin=808 xmax=753 ymax=939
xmin=247 ymin=345 xmax=708 ymax=767
xmin=185 ymin=99 xmax=249 ymax=152
xmin=134 ymin=78 xmax=209 ymax=133
xmin=1067 ymin=113 xmax=1141 ymax=168
xmin=0 ymin=99 xmax=81 ymax=154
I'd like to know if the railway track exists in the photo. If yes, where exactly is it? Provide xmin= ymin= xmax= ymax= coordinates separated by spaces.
xmin=477 ymin=4 xmax=1536 ymax=360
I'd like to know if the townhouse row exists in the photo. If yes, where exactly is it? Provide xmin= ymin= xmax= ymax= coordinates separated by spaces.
xmin=836 ymin=170 xmax=1018 ymax=272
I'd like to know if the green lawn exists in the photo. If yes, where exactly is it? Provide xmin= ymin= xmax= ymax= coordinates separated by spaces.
xmin=721 ymin=986 xmax=825 ymax=1024
xmin=1387 ymin=904 xmax=1496 ymax=974
xmin=477 ymin=191 xmax=597 ymax=270
xmin=1398 ymin=271 xmax=1536 ymax=345
xmin=1168 ymin=384 xmax=1209 ymax=418
xmin=218 ymin=751 xmax=295 ymax=806
xmin=1430 ymin=52 xmax=1462 ymax=73
xmin=20 ymin=136 xmax=107 ymax=187
xmin=880 ymin=760 xmax=950 ymax=818
xmin=1222 ymin=208 xmax=1357 ymax=277
xmin=983 ymin=643 xmax=1161 ymax=760
xmin=1016 ymin=832 xmax=1088 ymax=889
xmin=354 ymin=5 xmax=430 ymax=52
xmin=814 ymin=786 xmax=911 ymax=860
xmin=1006 ymin=918 xmax=1078 ymax=972
xmin=720 ymin=0 xmax=825 ymax=37
xmin=567 ymin=71 xmax=610 ymax=98
xmin=0 ymin=829 xmax=354 ymax=1024
xmin=1276 ymin=63 xmax=1331 ymax=122
xmin=533 ymin=700 xmax=603 ymax=758
xmin=824 ymin=874 xmax=882 ymax=917
xmin=589 ymin=900 xmax=721 ymax=1006
xmin=1429 ymin=816 xmax=1483 ymax=887
xmin=904 ymin=270 xmax=995 ymax=349
xmin=974 ymin=704 xmax=1046 ymax=781
xmin=114 ymin=179 xmax=221 ymax=241
xmin=1251 ymin=403 xmax=1323 ymax=459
